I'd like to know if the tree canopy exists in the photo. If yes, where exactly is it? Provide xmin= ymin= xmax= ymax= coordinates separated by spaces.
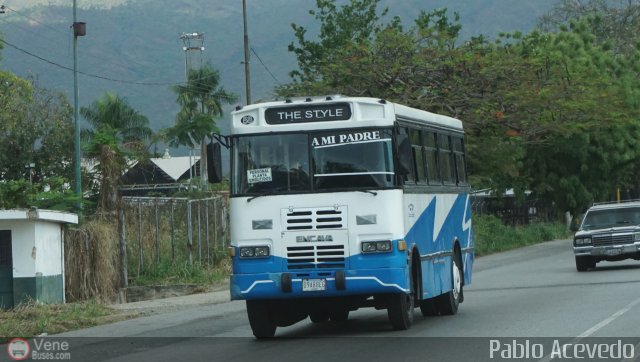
xmin=280 ymin=0 xmax=640 ymax=215
xmin=163 ymin=64 xmax=237 ymax=187
xmin=81 ymin=92 xmax=152 ymax=211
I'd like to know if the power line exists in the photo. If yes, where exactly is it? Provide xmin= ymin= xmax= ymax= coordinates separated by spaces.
xmin=0 ymin=38 xmax=180 ymax=86
xmin=251 ymin=47 xmax=281 ymax=85
xmin=0 ymin=7 xmax=178 ymax=83
xmin=0 ymin=37 xmax=233 ymax=94
xmin=3 ymin=5 xmax=68 ymax=37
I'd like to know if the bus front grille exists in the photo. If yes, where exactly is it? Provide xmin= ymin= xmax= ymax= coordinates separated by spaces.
xmin=284 ymin=207 xmax=346 ymax=230
xmin=286 ymin=244 xmax=346 ymax=270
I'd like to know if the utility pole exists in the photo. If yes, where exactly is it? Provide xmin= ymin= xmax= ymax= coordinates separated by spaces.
xmin=242 ymin=0 xmax=251 ymax=105
xmin=72 ymin=1 xmax=86 ymax=211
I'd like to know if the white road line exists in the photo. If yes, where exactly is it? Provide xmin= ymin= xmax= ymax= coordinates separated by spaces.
xmin=538 ymin=296 xmax=640 ymax=362
xmin=577 ymin=296 xmax=640 ymax=338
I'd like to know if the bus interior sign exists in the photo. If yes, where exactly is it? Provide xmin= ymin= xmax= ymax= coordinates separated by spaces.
xmin=265 ymin=102 xmax=351 ymax=124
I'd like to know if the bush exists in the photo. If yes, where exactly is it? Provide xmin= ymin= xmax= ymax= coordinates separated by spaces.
xmin=473 ymin=215 xmax=570 ymax=256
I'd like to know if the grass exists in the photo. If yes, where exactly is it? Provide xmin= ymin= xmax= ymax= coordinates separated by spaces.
xmin=473 ymin=214 xmax=571 ymax=256
xmin=130 ymin=259 xmax=231 ymax=287
xmin=0 ymin=300 xmax=134 ymax=339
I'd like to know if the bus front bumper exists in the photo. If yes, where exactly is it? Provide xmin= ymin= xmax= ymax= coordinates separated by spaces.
xmin=230 ymin=268 xmax=409 ymax=300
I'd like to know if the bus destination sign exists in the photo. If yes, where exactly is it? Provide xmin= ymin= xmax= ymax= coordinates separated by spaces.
xmin=265 ymin=102 xmax=351 ymax=124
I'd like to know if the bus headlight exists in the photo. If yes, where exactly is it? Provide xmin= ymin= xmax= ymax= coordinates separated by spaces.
xmin=239 ymin=246 xmax=270 ymax=258
xmin=362 ymin=240 xmax=392 ymax=253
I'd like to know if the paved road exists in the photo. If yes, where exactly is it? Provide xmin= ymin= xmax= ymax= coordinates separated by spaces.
xmin=49 ymin=239 xmax=640 ymax=361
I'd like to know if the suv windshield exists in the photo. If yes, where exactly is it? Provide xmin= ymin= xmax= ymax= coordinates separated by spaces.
xmin=231 ymin=128 xmax=395 ymax=195
xmin=581 ymin=207 xmax=640 ymax=230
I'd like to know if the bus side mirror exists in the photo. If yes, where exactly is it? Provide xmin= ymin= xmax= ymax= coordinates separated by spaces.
xmin=396 ymin=134 xmax=413 ymax=176
xmin=207 ymin=142 xmax=223 ymax=183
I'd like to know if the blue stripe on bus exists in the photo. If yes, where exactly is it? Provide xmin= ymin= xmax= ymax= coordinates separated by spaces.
xmin=230 ymin=265 xmax=408 ymax=300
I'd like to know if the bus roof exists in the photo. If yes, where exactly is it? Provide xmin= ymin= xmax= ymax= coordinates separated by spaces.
xmin=229 ymin=95 xmax=463 ymax=135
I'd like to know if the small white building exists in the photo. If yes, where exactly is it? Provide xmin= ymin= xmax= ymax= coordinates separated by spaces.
xmin=0 ymin=208 xmax=78 ymax=308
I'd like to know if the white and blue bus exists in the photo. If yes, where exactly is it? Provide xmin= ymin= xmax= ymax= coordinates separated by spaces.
xmin=228 ymin=96 xmax=474 ymax=338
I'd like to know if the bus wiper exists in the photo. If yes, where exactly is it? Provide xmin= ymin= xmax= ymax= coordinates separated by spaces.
xmin=247 ymin=195 xmax=263 ymax=202
xmin=357 ymin=190 xmax=378 ymax=196
xmin=246 ymin=187 xmax=288 ymax=202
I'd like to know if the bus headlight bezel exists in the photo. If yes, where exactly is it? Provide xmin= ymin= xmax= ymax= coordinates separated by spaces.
xmin=361 ymin=240 xmax=392 ymax=253
xmin=239 ymin=246 xmax=270 ymax=258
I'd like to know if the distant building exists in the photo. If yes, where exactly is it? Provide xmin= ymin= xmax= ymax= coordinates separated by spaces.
xmin=119 ymin=149 xmax=200 ymax=196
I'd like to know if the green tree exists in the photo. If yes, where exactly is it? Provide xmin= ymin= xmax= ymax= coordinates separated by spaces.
xmin=469 ymin=20 xmax=640 ymax=213
xmin=539 ymin=0 xmax=640 ymax=56
xmin=285 ymin=0 xmax=399 ymax=86
xmin=30 ymin=79 xmax=75 ymax=182
xmin=164 ymin=64 xmax=237 ymax=187
xmin=0 ymin=71 xmax=35 ymax=181
xmin=0 ymin=73 xmax=74 ymax=184
xmin=279 ymin=0 xmax=640 ymax=218
xmin=81 ymin=92 xmax=152 ymax=211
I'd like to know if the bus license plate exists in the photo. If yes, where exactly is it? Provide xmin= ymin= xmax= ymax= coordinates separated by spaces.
xmin=302 ymin=279 xmax=326 ymax=292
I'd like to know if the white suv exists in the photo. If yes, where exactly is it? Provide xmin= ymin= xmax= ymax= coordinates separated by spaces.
xmin=573 ymin=201 xmax=640 ymax=271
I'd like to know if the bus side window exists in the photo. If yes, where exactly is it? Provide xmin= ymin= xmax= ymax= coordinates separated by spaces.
xmin=438 ymin=134 xmax=456 ymax=185
xmin=410 ymin=129 xmax=426 ymax=184
xmin=396 ymin=127 xmax=415 ymax=183
xmin=424 ymin=131 xmax=440 ymax=185
xmin=452 ymin=136 xmax=468 ymax=185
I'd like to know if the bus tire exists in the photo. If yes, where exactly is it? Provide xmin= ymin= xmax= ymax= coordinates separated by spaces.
xmin=435 ymin=250 xmax=462 ymax=316
xmin=246 ymin=300 xmax=276 ymax=338
xmin=309 ymin=310 xmax=330 ymax=323
xmin=419 ymin=297 xmax=439 ymax=316
xmin=328 ymin=309 xmax=349 ymax=322
xmin=387 ymin=273 xmax=414 ymax=330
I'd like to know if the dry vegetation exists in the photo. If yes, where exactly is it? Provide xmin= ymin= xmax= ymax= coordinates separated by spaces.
xmin=65 ymin=218 xmax=121 ymax=302
xmin=0 ymin=300 xmax=133 ymax=339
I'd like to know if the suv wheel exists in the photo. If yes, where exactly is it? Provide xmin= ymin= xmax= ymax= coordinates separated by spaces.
xmin=575 ymin=255 xmax=595 ymax=272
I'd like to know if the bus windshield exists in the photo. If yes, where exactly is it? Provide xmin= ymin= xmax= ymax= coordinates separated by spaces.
xmin=232 ymin=128 xmax=395 ymax=195
xmin=312 ymin=129 xmax=394 ymax=190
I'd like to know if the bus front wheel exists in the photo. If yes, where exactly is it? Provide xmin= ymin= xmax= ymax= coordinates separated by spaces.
xmin=435 ymin=250 xmax=463 ymax=315
xmin=246 ymin=300 xmax=276 ymax=338
xmin=387 ymin=271 xmax=415 ymax=330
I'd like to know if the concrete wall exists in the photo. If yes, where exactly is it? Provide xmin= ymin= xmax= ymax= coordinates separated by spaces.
xmin=0 ymin=220 xmax=35 ymax=278
xmin=0 ymin=219 xmax=64 ymax=305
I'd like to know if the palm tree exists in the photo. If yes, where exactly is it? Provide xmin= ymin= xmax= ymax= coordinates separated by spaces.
xmin=165 ymin=64 xmax=237 ymax=187
xmin=81 ymin=92 xmax=152 ymax=211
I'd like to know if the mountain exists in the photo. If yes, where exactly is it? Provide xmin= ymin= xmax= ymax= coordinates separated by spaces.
xmin=0 ymin=0 xmax=558 ymax=154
